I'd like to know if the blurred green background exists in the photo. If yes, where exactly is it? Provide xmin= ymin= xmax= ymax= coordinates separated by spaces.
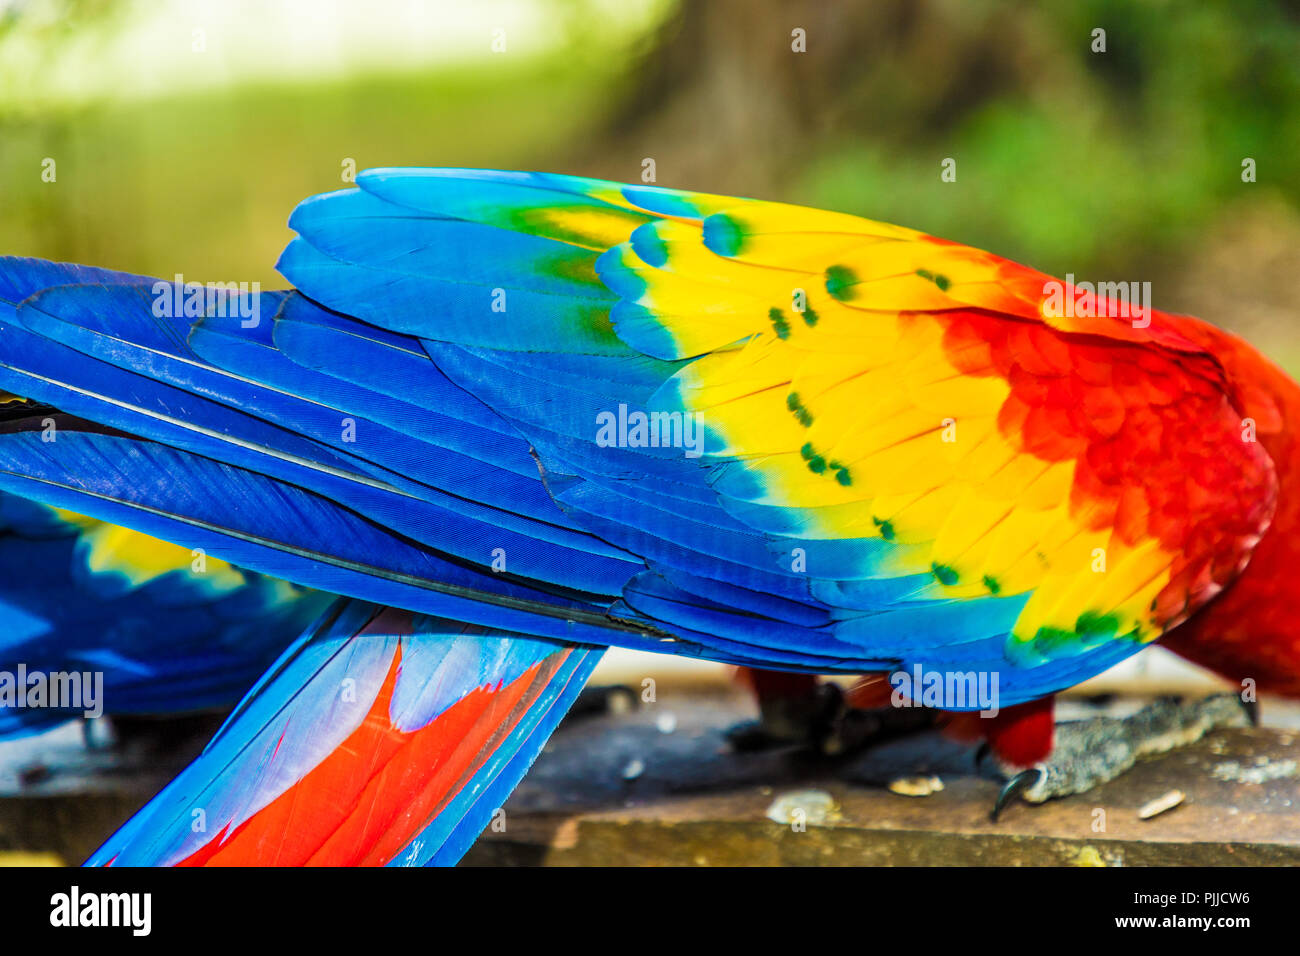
xmin=2 ymin=0 xmax=1298 ymax=364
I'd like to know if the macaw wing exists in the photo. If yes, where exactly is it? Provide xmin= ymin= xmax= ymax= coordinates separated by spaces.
xmin=0 ymin=266 xmax=328 ymax=736
xmin=0 ymin=272 xmax=641 ymax=596
xmin=87 ymin=597 xmax=603 ymax=866
xmin=0 ymin=258 xmax=884 ymax=673
xmin=277 ymin=169 xmax=1277 ymax=703
xmin=0 ymin=258 xmax=674 ymax=652
xmin=0 ymin=256 xmax=835 ymax=670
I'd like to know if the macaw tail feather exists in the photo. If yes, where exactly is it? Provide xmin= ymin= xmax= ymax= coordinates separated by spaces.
xmin=86 ymin=598 xmax=603 ymax=866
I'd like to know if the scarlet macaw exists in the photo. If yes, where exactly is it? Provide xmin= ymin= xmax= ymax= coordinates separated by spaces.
xmin=0 ymin=169 xmax=1287 ymax=864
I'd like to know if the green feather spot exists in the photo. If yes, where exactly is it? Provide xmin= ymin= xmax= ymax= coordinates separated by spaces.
xmin=801 ymin=305 xmax=819 ymax=327
xmin=825 ymin=265 xmax=857 ymax=301
xmin=541 ymin=251 xmax=605 ymax=288
xmin=768 ymin=307 xmax=791 ymax=340
xmin=872 ymin=516 xmax=895 ymax=540
xmin=800 ymin=442 xmax=827 ymax=473
xmin=1075 ymin=610 xmax=1120 ymax=641
xmin=786 ymin=392 xmax=814 ymax=427
xmin=1030 ymin=626 xmax=1075 ymax=655
xmin=915 ymin=269 xmax=951 ymax=291
xmin=702 ymin=213 xmax=745 ymax=257
xmin=982 ymin=574 xmax=1001 ymax=595
xmin=1028 ymin=610 xmax=1126 ymax=660
xmin=931 ymin=563 xmax=959 ymax=586
xmin=505 ymin=203 xmax=655 ymax=249
xmin=800 ymin=442 xmax=849 ymax=481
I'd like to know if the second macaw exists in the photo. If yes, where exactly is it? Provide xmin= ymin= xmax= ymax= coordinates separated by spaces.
xmin=0 ymin=169 xmax=1293 ymax=864
xmin=0 ymin=345 xmax=327 ymax=740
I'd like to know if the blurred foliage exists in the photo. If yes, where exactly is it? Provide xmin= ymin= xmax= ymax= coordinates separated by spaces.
xmin=1 ymin=0 xmax=1297 ymax=359
xmin=795 ymin=0 xmax=1300 ymax=278
xmin=1 ymin=60 xmax=611 ymax=283
xmin=0 ymin=0 xmax=126 ymax=41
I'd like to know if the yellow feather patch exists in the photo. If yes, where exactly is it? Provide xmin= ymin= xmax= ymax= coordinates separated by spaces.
xmin=632 ymin=202 xmax=1183 ymax=657
xmin=75 ymin=521 xmax=246 ymax=593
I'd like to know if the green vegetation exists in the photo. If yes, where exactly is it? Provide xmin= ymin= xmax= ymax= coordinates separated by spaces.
xmin=1 ymin=60 xmax=612 ymax=283
xmin=797 ymin=1 xmax=1300 ymax=279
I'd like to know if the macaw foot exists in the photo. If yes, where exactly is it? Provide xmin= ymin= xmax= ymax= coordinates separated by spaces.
xmin=726 ymin=679 xmax=843 ymax=753
xmin=990 ymin=693 xmax=1254 ymax=820
xmin=727 ymin=677 xmax=935 ymax=757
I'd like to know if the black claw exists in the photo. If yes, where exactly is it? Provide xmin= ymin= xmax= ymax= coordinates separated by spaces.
xmin=973 ymin=741 xmax=991 ymax=771
xmin=990 ymin=768 xmax=1042 ymax=822
xmin=1241 ymin=697 xmax=1260 ymax=727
